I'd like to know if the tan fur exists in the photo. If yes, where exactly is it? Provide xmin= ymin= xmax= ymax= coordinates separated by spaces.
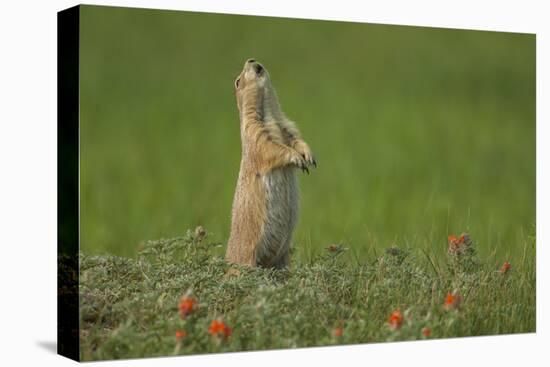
xmin=226 ymin=59 xmax=316 ymax=269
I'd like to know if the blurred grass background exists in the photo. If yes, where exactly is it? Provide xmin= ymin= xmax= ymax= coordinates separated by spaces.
xmin=79 ymin=5 xmax=535 ymax=261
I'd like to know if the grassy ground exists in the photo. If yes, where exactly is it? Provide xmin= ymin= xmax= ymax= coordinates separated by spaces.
xmin=79 ymin=228 xmax=535 ymax=361
xmin=79 ymin=6 xmax=536 ymax=262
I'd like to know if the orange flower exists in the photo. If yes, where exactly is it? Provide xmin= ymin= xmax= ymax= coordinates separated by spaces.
xmin=448 ymin=233 xmax=470 ymax=254
xmin=327 ymin=244 xmax=339 ymax=252
xmin=421 ymin=327 xmax=431 ymax=337
xmin=500 ymin=261 xmax=511 ymax=274
xmin=448 ymin=234 xmax=465 ymax=245
xmin=448 ymin=235 xmax=459 ymax=253
xmin=179 ymin=296 xmax=197 ymax=318
xmin=175 ymin=329 xmax=187 ymax=339
xmin=333 ymin=327 xmax=343 ymax=337
xmin=208 ymin=319 xmax=232 ymax=338
xmin=388 ymin=310 xmax=404 ymax=330
xmin=444 ymin=292 xmax=462 ymax=310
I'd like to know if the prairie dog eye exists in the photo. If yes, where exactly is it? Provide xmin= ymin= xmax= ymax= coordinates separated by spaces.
xmin=235 ymin=77 xmax=241 ymax=89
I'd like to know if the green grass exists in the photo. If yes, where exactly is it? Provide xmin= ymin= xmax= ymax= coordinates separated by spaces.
xmin=79 ymin=228 xmax=535 ymax=361
xmin=79 ymin=6 xmax=536 ymax=262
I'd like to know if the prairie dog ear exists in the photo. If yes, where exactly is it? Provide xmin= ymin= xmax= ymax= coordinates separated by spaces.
xmin=234 ymin=76 xmax=241 ymax=89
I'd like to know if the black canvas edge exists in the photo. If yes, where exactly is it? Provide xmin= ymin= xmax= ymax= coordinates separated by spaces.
xmin=57 ymin=4 xmax=80 ymax=362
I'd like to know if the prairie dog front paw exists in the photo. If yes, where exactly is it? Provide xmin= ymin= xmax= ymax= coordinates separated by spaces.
xmin=289 ymin=151 xmax=309 ymax=174
xmin=294 ymin=141 xmax=316 ymax=168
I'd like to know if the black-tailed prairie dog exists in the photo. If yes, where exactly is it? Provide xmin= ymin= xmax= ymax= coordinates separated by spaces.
xmin=226 ymin=59 xmax=316 ymax=269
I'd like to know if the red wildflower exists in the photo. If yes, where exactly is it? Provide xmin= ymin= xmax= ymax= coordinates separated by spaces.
xmin=448 ymin=233 xmax=471 ymax=254
xmin=444 ymin=292 xmax=462 ymax=310
xmin=448 ymin=234 xmax=465 ymax=246
xmin=179 ymin=296 xmax=197 ymax=318
xmin=388 ymin=310 xmax=404 ymax=330
xmin=333 ymin=327 xmax=343 ymax=337
xmin=327 ymin=244 xmax=339 ymax=252
xmin=175 ymin=329 xmax=187 ymax=339
xmin=208 ymin=319 xmax=232 ymax=338
xmin=421 ymin=327 xmax=431 ymax=337
xmin=500 ymin=261 xmax=511 ymax=274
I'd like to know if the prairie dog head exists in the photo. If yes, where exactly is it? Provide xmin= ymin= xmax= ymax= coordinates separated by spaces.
xmin=234 ymin=59 xmax=282 ymax=122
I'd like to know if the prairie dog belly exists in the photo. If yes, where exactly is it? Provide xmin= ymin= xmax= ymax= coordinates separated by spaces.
xmin=256 ymin=167 xmax=299 ymax=266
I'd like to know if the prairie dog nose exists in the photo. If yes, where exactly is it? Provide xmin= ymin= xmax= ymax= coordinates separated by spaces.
xmin=246 ymin=58 xmax=256 ymax=63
